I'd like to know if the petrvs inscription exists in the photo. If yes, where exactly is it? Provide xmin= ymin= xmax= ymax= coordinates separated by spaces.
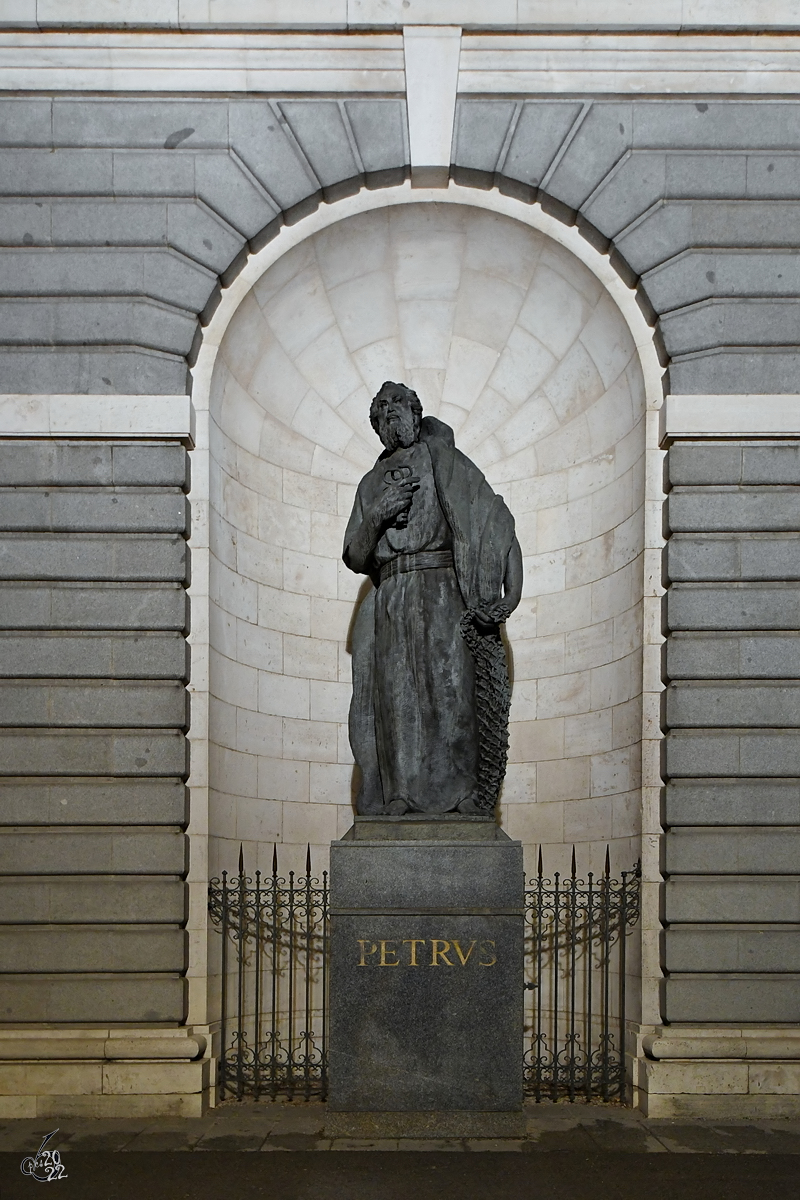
xmin=357 ymin=938 xmax=497 ymax=967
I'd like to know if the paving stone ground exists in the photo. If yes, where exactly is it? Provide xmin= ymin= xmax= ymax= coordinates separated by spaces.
xmin=1 ymin=1102 xmax=799 ymax=1199
xmin=1 ymin=1099 xmax=800 ymax=1155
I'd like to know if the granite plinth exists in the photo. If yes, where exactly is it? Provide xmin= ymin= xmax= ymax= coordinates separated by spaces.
xmin=328 ymin=819 xmax=524 ymax=1115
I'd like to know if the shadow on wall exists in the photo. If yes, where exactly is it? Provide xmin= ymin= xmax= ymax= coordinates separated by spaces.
xmin=205 ymin=202 xmax=646 ymax=880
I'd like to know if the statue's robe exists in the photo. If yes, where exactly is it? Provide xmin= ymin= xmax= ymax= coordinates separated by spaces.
xmin=343 ymin=417 xmax=516 ymax=814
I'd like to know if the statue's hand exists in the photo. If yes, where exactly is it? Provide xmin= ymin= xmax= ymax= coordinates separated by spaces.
xmin=372 ymin=475 xmax=420 ymax=525
xmin=472 ymin=602 xmax=511 ymax=631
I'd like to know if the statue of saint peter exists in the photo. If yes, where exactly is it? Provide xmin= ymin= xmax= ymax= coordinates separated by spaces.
xmin=344 ymin=381 xmax=523 ymax=815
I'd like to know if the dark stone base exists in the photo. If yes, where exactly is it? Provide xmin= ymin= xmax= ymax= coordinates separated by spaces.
xmin=328 ymin=819 xmax=524 ymax=1114
xmin=325 ymin=1110 xmax=527 ymax=1139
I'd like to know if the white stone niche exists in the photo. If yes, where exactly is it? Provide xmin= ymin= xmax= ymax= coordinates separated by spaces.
xmin=207 ymin=203 xmax=646 ymax=878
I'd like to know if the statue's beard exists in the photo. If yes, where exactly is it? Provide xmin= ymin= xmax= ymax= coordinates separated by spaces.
xmin=379 ymin=410 xmax=418 ymax=451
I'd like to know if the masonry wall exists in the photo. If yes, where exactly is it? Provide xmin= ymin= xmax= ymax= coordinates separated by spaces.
xmin=3 ymin=86 xmax=800 ymax=1043
xmin=0 ymin=440 xmax=190 ymax=1023
xmin=663 ymin=440 xmax=800 ymax=1025
xmin=0 ymin=95 xmax=409 ymax=397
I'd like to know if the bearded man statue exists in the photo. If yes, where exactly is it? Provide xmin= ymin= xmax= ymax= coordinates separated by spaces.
xmin=343 ymin=381 xmax=523 ymax=816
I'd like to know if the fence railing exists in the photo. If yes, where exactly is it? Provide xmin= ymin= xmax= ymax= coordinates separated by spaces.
xmin=208 ymin=846 xmax=329 ymax=1101
xmin=209 ymin=845 xmax=640 ymax=1104
xmin=523 ymin=847 xmax=641 ymax=1103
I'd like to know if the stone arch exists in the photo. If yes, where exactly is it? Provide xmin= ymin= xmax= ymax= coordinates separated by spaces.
xmin=5 ymin=95 xmax=796 ymax=397
xmin=188 ymin=182 xmax=664 ymax=897
xmin=195 ymin=174 xmax=664 ymax=384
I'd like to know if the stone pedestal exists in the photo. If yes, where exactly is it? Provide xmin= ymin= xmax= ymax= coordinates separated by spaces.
xmin=328 ymin=815 xmax=524 ymax=1133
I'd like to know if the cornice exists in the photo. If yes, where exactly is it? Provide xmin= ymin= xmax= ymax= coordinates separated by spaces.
xmin=2 ymin=30 xmax=800 ymax=95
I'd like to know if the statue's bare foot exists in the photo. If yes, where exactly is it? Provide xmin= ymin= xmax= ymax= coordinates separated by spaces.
xmin=384 ymin=796 xmax=410 ymax=815
xmin=456 ymin=794 xmax=482 ymax=814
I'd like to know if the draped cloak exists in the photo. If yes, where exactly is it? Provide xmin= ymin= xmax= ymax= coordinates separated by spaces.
xmin=344 ymin=416 xmax=516 ymax=814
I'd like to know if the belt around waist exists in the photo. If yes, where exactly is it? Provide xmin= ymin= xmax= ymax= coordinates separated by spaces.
xmin=378 ymin=549 xmax=454 ymax=584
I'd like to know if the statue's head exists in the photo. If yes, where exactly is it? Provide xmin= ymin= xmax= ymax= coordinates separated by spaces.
xmin=370 ymin=381 xmax=423 ymax=451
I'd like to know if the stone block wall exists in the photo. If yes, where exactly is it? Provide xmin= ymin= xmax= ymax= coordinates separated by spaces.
xmin=2 ymin=75 xmax=800 ymax=1091
xmin=0 ymin=96 xmax=409 ymax=397
xmin=0 ymin=440 xmax=190 ymax=1023
xmin=455 ymin=97 xmax=800 ymax=396
xmin=662 ymin=440 xmax=800 ymax=1025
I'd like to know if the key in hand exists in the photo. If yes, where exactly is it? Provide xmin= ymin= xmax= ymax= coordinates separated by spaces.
xmin=384 ymin=465 xmax=414 ymax=527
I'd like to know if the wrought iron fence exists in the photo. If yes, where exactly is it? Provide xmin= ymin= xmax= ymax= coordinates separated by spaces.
xmin=209 ymin=845 xmax=640 ymax=1103
xmin=208 ymin=846 xmax=329 ymax=1101
xmin=523 ymin=848 xmax=641 ymax=1103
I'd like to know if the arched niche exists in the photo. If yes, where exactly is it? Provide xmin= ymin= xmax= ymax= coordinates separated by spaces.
xmin=192 ymin=186 xmax=661 ymax=882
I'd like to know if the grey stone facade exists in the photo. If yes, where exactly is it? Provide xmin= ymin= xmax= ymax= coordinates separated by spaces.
xmin=2 ymin=68 xmax=800 ymax=1112
xmin=0 ymin=441 xmax=190 ymax=1023
xmin=663 ymin=442 xmax=800 ymax=1024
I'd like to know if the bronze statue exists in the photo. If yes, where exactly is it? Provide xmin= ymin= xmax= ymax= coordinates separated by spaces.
xmin=343 ymin=381 xmax=522 ymax=815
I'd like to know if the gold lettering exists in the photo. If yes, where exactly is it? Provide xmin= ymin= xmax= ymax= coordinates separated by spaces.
xmin=452 ymin=939 xmax=477 ymax=966
xmin=479 ymin=939 xmax=497 ymax=967
xmin=430 ymin=939 xmax=454 ymax=966
xmin=359 ymin=937 xmax=495 ymax=966
xmin=402 ymin=938 xmax=426 ymax=966
xmin=358 ymin=940 xmax=378 ymax=966
xmin=379 ymin=940 xmax=399 ymax=967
